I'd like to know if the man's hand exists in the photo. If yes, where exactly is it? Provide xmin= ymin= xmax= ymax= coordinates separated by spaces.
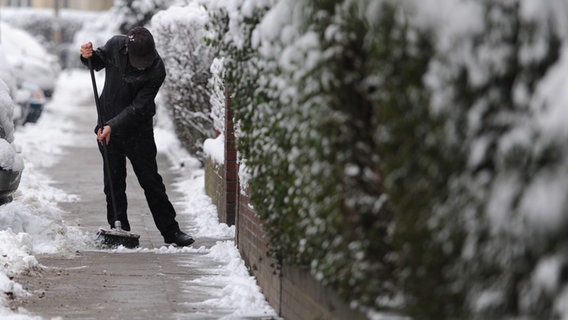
xmin=97 ymin=125 xmax=112 ymax=145
xmin=80 ymin=42 xmax=93 ymax=59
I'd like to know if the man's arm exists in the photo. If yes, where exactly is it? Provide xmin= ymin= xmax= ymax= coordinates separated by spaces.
xmin=79 ymin=41 xmax=106 ymax=70
xmin=106 ymin=75 xmax=164 ymax=130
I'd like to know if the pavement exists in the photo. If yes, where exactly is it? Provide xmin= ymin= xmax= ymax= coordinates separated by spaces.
xmin=9 ymin=78 xmax=275 ymax=320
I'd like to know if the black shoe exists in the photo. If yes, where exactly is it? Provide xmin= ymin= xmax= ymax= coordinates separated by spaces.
xmin=164 ymin=231 xmax=194 ymax=246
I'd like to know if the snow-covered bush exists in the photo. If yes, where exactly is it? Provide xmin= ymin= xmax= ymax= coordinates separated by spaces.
xmin=209 ymin=58 xmax=226 ymax=135
xmin=419 ymin=1 xmax=564 ymax=318
xmin=113 ymin=0 xmax=174 ymax=34
xmin=206 ymin=0 xmax=568 ymax=318
xmin=151 ymin=2 xmax=216 ymax=160
xmin=206 ymin=0 xmax=390 ymax=315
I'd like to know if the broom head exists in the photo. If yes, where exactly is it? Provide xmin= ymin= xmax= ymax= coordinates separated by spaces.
xmin=96 ymin=228 xmax=140 ymax=249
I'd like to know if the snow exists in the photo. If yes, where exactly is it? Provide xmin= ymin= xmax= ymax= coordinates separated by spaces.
xmin=0 ymin=80 xmax=16 ymax=143
xmin=0 ymin=68 xmax=272 ymax=318
xmin=0 ymin=22 xmax=46 ymax=61
xmin=209 ymin=57 xmax=226 ymax=134
xmin=533 ymin=256 xmax=562 ymax=294
xmin=0 ymin=81 xmax=22 ymax=172
xmin=7 ymin=0 xmax=568 ymax=318
xmin=0 ymin=139 xmax=23 ymax=171
xmin=184 ymin=241 xmax=276 ymax=319
xmin=0 ymin=21 xmax=59 ymax=93
xmin=203 ymin=134 xmax=225 ymax=164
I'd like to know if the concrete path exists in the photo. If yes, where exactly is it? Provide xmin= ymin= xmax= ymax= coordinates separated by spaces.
xmin=10 ymin=72 xmax=275 ymax=320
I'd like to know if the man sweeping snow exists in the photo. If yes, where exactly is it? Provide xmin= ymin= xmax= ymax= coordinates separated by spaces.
xmin=80 ymin=26 xmax=194 ymax=247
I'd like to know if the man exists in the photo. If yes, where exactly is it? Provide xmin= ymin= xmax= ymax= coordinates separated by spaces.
xmin=80 ymin=26 xmax=194 ymax=246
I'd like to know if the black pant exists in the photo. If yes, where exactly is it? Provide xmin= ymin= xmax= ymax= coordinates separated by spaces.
xmin=98 ymin=130 xmax=180 ymax=238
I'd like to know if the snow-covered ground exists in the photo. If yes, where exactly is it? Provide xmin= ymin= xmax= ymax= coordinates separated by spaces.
xmin=0 ymin=69 xmax=276 ymax=319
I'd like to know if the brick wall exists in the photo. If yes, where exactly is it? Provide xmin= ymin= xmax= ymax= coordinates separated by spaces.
xmin=204 ymin=160 xmax=368 ymax=320
xmin=280 ymin=265 xmax=368 ymax=320
xmin=204 ymin=157 xmax=226 ymax=224
xmin=203 ymin=86 xmax=236 ymax=226
xmin=237 ymin=189 xmax=281 ymax=312
xmin=235 ymin=187 xmax=368 ymax=319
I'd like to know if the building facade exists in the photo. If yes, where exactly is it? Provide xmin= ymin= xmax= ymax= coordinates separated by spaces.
xmin=2 ymin=0 xmax=113 ymax=11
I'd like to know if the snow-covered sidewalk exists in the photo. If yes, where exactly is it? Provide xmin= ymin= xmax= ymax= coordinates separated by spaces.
xmin=0 ymin=69 xmax=277 ymax=319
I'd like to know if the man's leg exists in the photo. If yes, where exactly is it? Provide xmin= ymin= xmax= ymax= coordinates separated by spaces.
xmin=125 ymin=132 xmax=180 ymax=237
xmin=98 ymin=138 xmax=130 ymax=231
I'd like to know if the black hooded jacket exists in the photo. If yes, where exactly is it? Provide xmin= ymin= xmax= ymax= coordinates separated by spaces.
xmin=81 ymin=35 xmax=166 ymax=135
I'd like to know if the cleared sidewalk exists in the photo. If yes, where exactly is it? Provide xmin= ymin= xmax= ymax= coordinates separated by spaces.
xmin=10 ymin=71 xmax=276 ymax=320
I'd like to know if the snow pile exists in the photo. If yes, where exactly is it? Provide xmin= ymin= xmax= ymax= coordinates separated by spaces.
xmin=186 ymin=241 xmax=277 ymax=319
xmin=0 ymin=231 xmax=37 ymax=278
xmin=203 ymin=136 xmax=224 ymax=164
xmin=172 ymin=174 xmax=235 ymax=239
xmin=0 ymin=71 xmax=91 ymax=319
xmin=8 ymin=71 xmax=93 ymax=255
xmin=0 ymin=232 xmax=41 ymax=317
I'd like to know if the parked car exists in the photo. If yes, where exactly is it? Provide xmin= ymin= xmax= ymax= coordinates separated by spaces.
xmin=12 ymin=89 xmax=30 ymax=127
xmin=0 ymin=46 xmax=18 ymax=101
xmin=1 ymin=21 xmax=60 ymax=99
xmin=0 ymin=42 xmax=25 ymax=126
xmin=0 ymin=79 xmax=24 ymax=205
xmin=14 ymin=82 xmax=46 ymax=125
xmin=0 ymin=41 xmax=24 ymax=204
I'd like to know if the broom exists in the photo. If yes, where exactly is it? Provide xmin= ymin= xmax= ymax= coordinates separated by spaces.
xmin=88 ymin=57 xmax=140 ymax=249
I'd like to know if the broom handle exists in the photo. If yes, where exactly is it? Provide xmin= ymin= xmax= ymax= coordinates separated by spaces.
xmin=88 ymin=58 xmax=122 ymax=230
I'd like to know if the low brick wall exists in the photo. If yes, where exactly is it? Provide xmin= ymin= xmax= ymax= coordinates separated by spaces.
xmin=236 ymin=186 xmax=367 ymax=320
xmin=204 ymin=156 xmax=225 ymax=222
xmin=237 ymin=189 xmax=281 ymax=312
xmin=280 ymin=265 xmax=368 ymax=320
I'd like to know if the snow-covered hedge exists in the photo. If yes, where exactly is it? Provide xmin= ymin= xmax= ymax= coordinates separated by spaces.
xmin=206 ymin=0 xmax=389 ymax=315
xmin=151 ymin=3 xmax=216 ymax=160
xmin=205 ymin=0 xmax=568 ymax=318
